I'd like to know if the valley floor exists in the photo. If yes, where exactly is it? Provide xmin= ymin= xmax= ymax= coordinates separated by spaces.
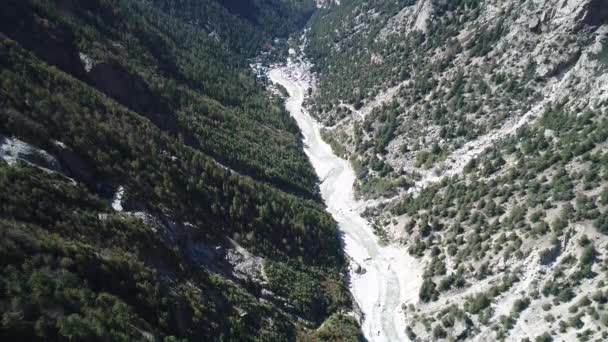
xmin=269 ymin=61 xmax=422 ymax=342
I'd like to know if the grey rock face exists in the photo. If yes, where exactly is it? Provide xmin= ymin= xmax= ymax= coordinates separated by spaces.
xmin=528 ymin=16 xmax=541 ymax=32
xmin=452 ymin=319 xmax=470 ymax=339
xmin=0 ymin=135 xmax=61 ymax=171
xmin=226 ymin=248 xmax=265 ymax=283
xmin=539 ymin=243 xmax=561 ymax=266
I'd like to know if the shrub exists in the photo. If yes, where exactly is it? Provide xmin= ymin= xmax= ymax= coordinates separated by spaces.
xmin=512 ymin=297 xmax=530 ymax=314
xmin=432 ymin=325 xmax=447 ymax=339
xmin=312 ymin=313 xmax=362 ymax=341
xmin=464 ymin=293 xmax=492 ymax=314
xmin=535 ymin=332 xmax=553 ymax=342
xmin=419 ymin=278 xmax=439 ymax=303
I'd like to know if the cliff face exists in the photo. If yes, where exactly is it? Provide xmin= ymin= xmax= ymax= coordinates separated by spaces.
xmin=307 ymin=0 xmax=608 ymax=340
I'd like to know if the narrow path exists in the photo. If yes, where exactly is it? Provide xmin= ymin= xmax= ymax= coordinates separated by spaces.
xmin=269 ymin=62 xmax=420 ymax=342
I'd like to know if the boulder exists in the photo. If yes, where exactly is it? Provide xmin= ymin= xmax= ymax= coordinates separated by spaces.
xmin=452 ymin=319 xmax=470 ymax=339
xmin=353 ymin=263 xmax=367 ymax=274
xmin=528 ymin=16 xmax=541 ymax=33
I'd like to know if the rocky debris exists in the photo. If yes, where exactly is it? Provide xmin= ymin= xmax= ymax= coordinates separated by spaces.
xmin=128 ymin=211 xmax=269 ymax=286
xmin=412 ymin=0 xmax=433 ymax=33
xmin=260 ymin=288 xmax=294 ymax=310
xmin=378 ymin=0 xmax=431 ymax=39
xmin=226 ymin=248 xmax=265 ymax=283
xmin=1 ymin=135 xmax=62 ymax=172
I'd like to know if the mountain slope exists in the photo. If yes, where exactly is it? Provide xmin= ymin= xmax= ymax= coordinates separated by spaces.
xmin=0 ymin=0 xmax=361 ymax=340
xmin=306 ymin=0 xmax=608 ymax=340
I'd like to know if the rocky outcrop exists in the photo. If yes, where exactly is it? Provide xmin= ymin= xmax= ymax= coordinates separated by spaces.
xmin=129 ymin=211 xmax=268 ymax=286
xmin=539 ymin=243 xmax=561 ymax=266
xmin=226 ymin=249 xmax=265 ymax=283
xmin=0 ymin=134 xmax=104 ymax=189
xmin=1 ymin=135 xmax=61 ymax=172
xmin=452 ymin=318 xmax=471 ymax=340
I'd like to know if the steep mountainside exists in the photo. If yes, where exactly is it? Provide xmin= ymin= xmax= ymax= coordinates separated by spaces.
xmin=0 ymin=0 xmax=362 ymax=340
xmin=307 ymin=0 xmax=608 ymax=340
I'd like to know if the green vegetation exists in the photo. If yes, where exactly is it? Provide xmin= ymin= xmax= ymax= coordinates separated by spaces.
xmin=302 ymin=313 xmax=363 ymax=341
xmin=0 ymin=163 xmax=296 ymax=340
xmin=419 ymin=278 xmax=439 ymax=303
xmin=0 ymin=0 xmax=358 ymax=340
xmin=386 ymin=102 xmax=608 ymax=339
xmin=264 ymin=260 xmax=350 ymax=322
xmin=303 ymin=0 xmax=569 ymax=200
xmin=305 ymin=0 xmax=608 ymax=340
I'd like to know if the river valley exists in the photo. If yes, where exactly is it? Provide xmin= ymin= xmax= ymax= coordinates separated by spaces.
xmin=269 ymin=61 xmax=422 ymax=342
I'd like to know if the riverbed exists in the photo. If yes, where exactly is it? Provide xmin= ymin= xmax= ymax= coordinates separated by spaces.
xmin=269 ymin=61 xmax=420 ymax=342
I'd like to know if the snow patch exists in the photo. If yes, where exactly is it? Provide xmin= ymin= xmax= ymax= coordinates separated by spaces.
xmin=112 ymin=186 xmax=125 ymax=211
xmin=79 ymin=52 xmax=94 ymax=73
